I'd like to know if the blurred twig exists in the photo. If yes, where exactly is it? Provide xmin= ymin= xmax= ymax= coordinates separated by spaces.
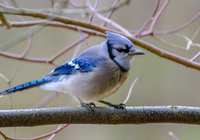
xmin=0 ymin=12 xmax=11 ymax=29
xmin=87 ymin=1 xmax=132 ymax=36
xmin=154 ymin=12 xmax=200 ymax=35
xmin=136 ymin=0 xmax=160 ymax=37
xmin=142 ymin=0 xmax=170 ymax=36
xmin=30 ymin=92 xmax=58 ymax=109
xmin=123 ymin=77 xmax=139 ymax=104
xmin=1 ymin=4 xmax=200 ymax=70
xmin=0 ymin=1 xmax=67 ymax=51
xmin=0 ymin=124 xmax=69 ymax=140
xmin=169 ymin=131 xmax=179 ymax=140
xmin=0 ymin=0 xmax=129 ymax=15
xmin=191 ymin=51 xmax=200 ymax=61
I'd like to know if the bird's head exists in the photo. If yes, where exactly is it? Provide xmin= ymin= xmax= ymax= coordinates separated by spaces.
xmin=106 ymin=31 xmax=145 ymax=71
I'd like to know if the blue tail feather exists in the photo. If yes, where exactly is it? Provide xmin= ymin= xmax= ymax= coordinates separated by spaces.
xmin=0 ymin=76 xmax=55 ymax=96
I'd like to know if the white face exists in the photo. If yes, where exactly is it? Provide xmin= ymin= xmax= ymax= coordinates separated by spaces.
xmin=108 ymin=43 xmax=135 ymax=72
xmin=106 ymin=31 xmax=145 ymax=71
xmin=112 ymin=43 xmax=136 ymax=59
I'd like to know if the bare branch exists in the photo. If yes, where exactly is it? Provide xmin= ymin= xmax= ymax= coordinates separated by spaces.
xmin=86 ymin=2 xmax=132 ymax=36
xmin=0 ymin=124 xmax=69 ymax=140
xmin=0 ymin=20 xmax=106 ymax=37
xmin=0 ymin=0 xmax=129 ymax=15
xmin=89 ymin=0 xmax=98 ymax=23
xmin=154 ymin=12 xmax=200 ymax=35
xmin=0 ymin=5 xmax=200 ymax=71
xmin=0 ymin=3 xmax=200 ymax=71
xmin=0 ymin=106 xmax=200 ymax=127
xmin=136 ymin=0 xmax=160 ymax=37
xmin=0 ymin=12 xmax=11 ymax=29
xmin=142 ymin=0 xmax=170 ymax=36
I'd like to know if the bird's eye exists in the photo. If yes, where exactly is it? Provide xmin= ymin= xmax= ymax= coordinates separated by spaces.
xmin=116 ymin=48 xmax=124 ymax=52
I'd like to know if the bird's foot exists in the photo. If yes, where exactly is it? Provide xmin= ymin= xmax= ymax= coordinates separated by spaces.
xmin=98 ymin=100 xmax=126 ymax=110
xmin=87 ymin=102 xmax=96 ymax=107
xmin=109 ymin=103 xmax=126 ymax=110
xmin=81 ymin=102 xmax=96 ymax=111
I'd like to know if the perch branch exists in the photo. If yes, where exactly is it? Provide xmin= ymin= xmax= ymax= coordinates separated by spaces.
xmin=0 ymin=106 xmax=200 ymax=127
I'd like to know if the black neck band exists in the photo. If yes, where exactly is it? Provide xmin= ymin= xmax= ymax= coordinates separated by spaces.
xmin=107 ymin=41 xmax=128 ymax=72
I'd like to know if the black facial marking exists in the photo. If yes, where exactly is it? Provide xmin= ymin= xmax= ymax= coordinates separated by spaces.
xmin=107 ymin=41 xmax=115 ymax=60
xmin=107 ymin=41 xmax=128 ymax=72
xmin=125 ymin=45 xmax=130 ymax=52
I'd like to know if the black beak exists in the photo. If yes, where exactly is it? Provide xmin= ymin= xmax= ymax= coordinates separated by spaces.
xmin=129 ymin=49 xmax=145 ymax=55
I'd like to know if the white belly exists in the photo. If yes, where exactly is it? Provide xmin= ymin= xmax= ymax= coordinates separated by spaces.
xmin=40 ymin=67 xmax=128 ymax=102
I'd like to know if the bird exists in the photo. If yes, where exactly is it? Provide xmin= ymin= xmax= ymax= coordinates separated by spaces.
xmin=0 ymin=31 xmax=145 ymax=110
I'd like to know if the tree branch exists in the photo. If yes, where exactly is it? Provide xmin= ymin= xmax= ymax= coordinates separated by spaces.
xmin=0 ymin=4 xmax=200 ymax=71
xmin=0 ymin=106 xmax=200 ymax=127
xmin=0 ymin=12 xmax=11 ymax=29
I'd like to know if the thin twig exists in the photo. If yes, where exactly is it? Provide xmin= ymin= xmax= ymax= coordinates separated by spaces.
xmin=0 ymin=1 xmax=129 ymax=15
xmin=69 ymin=0 xmax=86 ymax=8
xmin=87 ymin=2 xmax=132 ymax=36
xmin=154 ymin=35 xmax=187 ymax=50
xmin=190 ymin=51 xmax=200 ymax=61
xmin=136 ymin=0 xmax=160 ymax=37
xmin=76 ymin=27 xmax=90 ymax=48
xmin=0 ymin=20 xmax=106 ymax=37
xmin=0 ymin=73 xmax=9 ymax=82
xmin=72 ymin=41 xmax=83 ymax=58
xmin=176 ymin=34 xmax=193 ymax=50
xmin=0 ymin=124 xmax=69 ymax=140
xmin=3 ymin=0 xmax=33 ymax=54
xmin=0 ymin=3 xmax=200 ymax=71
xmin=47 ymin=124 xmax=64 ymax=140
xmin=102 ymin=0 xmax=120 ymax=26
xmin=154 ymin=12 xmax=200 ymax=35
xmin=89 ymin=0 xmax=98 ymax=23
xmin=142 ymin=0 xmax=170 ymax=36
xmin=169 ymin=131 xmax=179 ymax=140
xmin=0 ymin=12 xmax=11 ymax=29
xmin=30 ymin=92 xmax=58 ymax=109
xmin=123 ymin=77 xmax=139 ymax=104
xmin=49 ymin=35 xmax=90 ymax=62
xmin=191 ymin=26 xmax=200 ymax=40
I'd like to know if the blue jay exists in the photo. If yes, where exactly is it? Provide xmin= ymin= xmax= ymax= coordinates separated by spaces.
xmin=0 ymin=31 xmax=145 ymax=110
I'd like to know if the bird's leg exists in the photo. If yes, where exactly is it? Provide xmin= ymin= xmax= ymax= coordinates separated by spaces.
xmin=98 ymin=100 xmax=126 ymax=109
xmin=76 ymin=96 xmax=95 ymax=111
xmin=87 ymin=102 xmax=96 ymax=107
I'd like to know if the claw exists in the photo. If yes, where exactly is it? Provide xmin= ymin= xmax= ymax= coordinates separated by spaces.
xmin=88 ymin=102 xmax=96 ymax=107
xmin=81 ymin=102 xmax=96 ymax=111
xmin=112 ymin=103 xmax=126 ymax=110
xmin=98 ymin=100 xmax=126 ymax=110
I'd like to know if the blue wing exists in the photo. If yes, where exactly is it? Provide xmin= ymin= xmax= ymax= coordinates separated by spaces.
xmin=0 ymin=56 xmax=105 ymax=95
xmin=44 ymin=58 xmax=97 ymax=77
xmin=0 ymin=58 xmax=96 ymax=95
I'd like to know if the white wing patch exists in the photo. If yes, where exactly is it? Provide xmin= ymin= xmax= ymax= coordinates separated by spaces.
xmin=68 ymin=59 xmax=80 ymax=70
xmin=75 ymin=64 xmax=80 ymax=69
xmin=68 ymin=59 xmax=75 ymax=66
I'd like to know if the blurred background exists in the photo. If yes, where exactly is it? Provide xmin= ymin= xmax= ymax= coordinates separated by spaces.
xmin=0 ymin=0 xmax=200 ymax=140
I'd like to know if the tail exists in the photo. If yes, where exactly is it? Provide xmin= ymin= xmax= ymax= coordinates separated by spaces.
xmin=0 ymin=76 xmax=56 ymax=96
